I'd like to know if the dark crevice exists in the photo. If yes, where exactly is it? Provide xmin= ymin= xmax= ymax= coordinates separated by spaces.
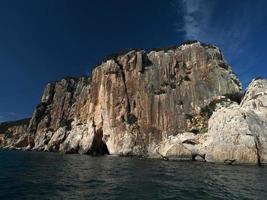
xmin=115 ymin=59 xmax=131 ymax=113
xmin=28 ymin=102 xmax=48 ymax=134
xmin=89 ymin=127 xmax=109 ymax=155
xmin=182 ymin=139 xmax=197 ymax=145
xmin=254 ymin=135 xmax=262 ymax=166
xmin=113 ymin=59 xmax=138 ymax=125
xmin=156 ymin=150 xmax=169 ymax=161
xmin=46 ymin=83 xmax=56 ymax=104
xmin=224 ymin=159 xmax=236 ymax=165
xmin=192 ymin=153 xmax=206 ymax=162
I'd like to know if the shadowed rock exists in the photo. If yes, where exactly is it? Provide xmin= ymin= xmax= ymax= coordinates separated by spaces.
xmin=5 ymin=41 xmax=266 ymax=165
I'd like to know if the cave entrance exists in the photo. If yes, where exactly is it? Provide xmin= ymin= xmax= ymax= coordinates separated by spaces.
xmin=89 ymin=127 xmax=109 ymax=155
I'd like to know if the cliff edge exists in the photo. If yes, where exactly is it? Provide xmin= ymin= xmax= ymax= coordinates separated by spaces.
xmin=2 ymin=41 xmax=266 ymax=165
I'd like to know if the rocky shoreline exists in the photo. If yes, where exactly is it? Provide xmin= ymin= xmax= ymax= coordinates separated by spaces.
xmin=1 ymin=41 xmax=266 ymax=165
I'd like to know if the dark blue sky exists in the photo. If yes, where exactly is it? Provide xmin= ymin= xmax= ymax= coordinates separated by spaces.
xmin=0 ymin=0 xmax=267 ymax=122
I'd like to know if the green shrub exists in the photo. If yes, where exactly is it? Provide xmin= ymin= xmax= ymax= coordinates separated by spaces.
xmin=224 ymin=92 xmax=244 ymax=104
xmin=201 ymin=43 xmax=217 ymax=49
xmin=200 ymin=98 xmax=225 ymax=118
xmin=185 ymin=114 xmax=193 ymax=120
xmin=60 ymin=119 xmax=74 ymax=130
xmin=123 ymin=113 xmax=138 ymax=125
xmin=201 ymin=92 xmax=244 ymax=118
xmin=4 ymin=132 xmax=13 ymax=139
xmin=180 ymin=40 xmax=199 ymax=45
xmin=154 ymin=89 xmax=166 ymax=95
xmin=190 ymin=129 xmax=200 ymax=134
xmin=142 ymin=53 xmax=152 ymax=67
xmin=183 ymin=75 xmax=191 ymax=81
xmin=84 ymin=76 xmax=91 ymax=86
xmin=170 ymin=83 xmax=176 ymax=89
xmin=255 ymin=76 xmax=264 ymax=80
xmin=151 ymin=45 xmax=179 ymax=52
xmin=218 ymin=63 xmax=229 ymax=70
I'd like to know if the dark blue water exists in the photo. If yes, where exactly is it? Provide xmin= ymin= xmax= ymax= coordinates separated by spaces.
xmin=0 ymin=150 xmax=267 ymax=200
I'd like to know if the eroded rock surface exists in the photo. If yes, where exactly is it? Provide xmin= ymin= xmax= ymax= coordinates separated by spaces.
xmin=0 ymin=118 xmax=31 ymax=149
xmin=88 ymin=42 xmax=241 ymax=156
xmin=4 ymin=41 xmax=265 ymax=165
xmin=204 ymin=79 xmax=267 ymax=165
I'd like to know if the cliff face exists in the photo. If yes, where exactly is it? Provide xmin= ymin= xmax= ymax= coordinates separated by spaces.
xmin=205 ymin=79 xmax=267 ymax=165
xmin=87 ymin=42 xmax=241 ymax=156
xmin=3 ymin=41 xmax=260 ymax=164
xmin=0 ymin=118 xmax=30 ymax=148
xmin=27 ymin=77 xmax=92 ymax=152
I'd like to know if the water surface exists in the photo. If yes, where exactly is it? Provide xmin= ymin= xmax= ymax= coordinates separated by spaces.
xmin=0 ymin=150 xmax=266 ymax=200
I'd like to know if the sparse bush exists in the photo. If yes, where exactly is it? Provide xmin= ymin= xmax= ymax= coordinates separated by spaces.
xmin=183 ymin=75 xmax=191 ymax=81
xmin=202 ymin=43 xmax=217 ymax=49
xmin=154 ymin=88 xmax=166 ymax=95
xmin=151 ymin=45 xmax=179 ymax=52
xmin=180 ymin=40 xmax=199 ymax=45
xmin=200 ymin=98 xmax=226 ymax=118
xmin=218 ymin=63 xmax=229 ymax=70
xmin=255 ymin=76 xmax=264 ymax=80
xmin=190 ymin=129 xmax=200 ymax=134
xmin=60 ymin=119 xmax=74 ymax=130
xmin=123 ymin=113 xmax=138 ymax=125
xmin=201 ymin=92 xmax=244 ymax=118
xmin=84 ymin=76 xmax=91 ymax=86
xmin=4 ymin=132 xmax=13 ymax=139
xmin=232 ymin=78 xmax=242 ymax=88
xmin=142 ymin=53 xmax=152 ymax=67
xmin=185 ymin=114 xmax=193 ymax=120
xmin=224 ymin=92 xmax=244 ymax=104
xmin=170 ymin=83 xmax=176 ymax=89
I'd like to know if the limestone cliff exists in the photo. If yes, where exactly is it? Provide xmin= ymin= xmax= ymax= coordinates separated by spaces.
xmin=3 ymin=41 xmax=263 ymax=165
xmin=0 ymin=118 xmax=30 ymax=148
xmin=204 ymin=78 xmax=267 ymax=165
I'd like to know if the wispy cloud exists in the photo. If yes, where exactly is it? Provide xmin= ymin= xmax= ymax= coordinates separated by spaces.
xmin=176 ymin=0 xmax=253 ymax=55
xmin=177 ymin=0 xmax=214 ymax=40
xmin=175 ymin=0 xmax=265 ymax=87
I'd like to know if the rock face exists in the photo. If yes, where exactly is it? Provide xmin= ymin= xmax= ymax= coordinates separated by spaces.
xmin=3 ymin=41 xmax=265 ymax=165
xmin=0 ymin=118 xmax=30 ymax=148
xmin=87 ymin=42 xmax=241 ymax=156
xmin=204 ymin=79 xmax=267 ymax=165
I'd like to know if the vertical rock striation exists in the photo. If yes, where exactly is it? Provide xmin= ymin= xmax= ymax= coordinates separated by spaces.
xmin=5 ymin=41 xmax=266 ymax=165
xmin=85 ymin=41 xmax=241 ymax=156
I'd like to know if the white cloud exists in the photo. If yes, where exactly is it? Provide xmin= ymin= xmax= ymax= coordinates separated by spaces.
xmin=176 ymin=0 xmax=252 ymax=51
xmin=175 ymin=0 xmax=264 ymax=86
xmin=177 ymin=0 xmax=214 ymax=40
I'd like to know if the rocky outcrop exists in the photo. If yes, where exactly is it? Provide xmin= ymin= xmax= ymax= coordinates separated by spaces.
xmin=87 ymin=42 xmax=241 ymax=157
xmin=204 ymin=79 xmax=267 ymax=165
xmin=3 ymin=41 xmax=265 ymax=165
xmin=0 ymin=118 xmax=31 ymax=148
xmin=153 ymin=78 xmax=267 ymax=165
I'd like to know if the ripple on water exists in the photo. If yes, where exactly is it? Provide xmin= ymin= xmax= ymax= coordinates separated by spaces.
xmin=0 ymin=150 xmax=267 ymax=200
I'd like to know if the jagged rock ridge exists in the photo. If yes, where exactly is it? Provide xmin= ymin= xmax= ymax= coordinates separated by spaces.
xmin=1 ymin=41 xmax=266 ymax=165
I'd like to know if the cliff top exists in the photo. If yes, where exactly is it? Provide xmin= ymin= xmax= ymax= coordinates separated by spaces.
xmin=44 ymin=40 xmax=221 ymax=86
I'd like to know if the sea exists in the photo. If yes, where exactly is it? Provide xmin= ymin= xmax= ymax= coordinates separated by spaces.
xmin=0 ymin=150 xmax=266 ymax=200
